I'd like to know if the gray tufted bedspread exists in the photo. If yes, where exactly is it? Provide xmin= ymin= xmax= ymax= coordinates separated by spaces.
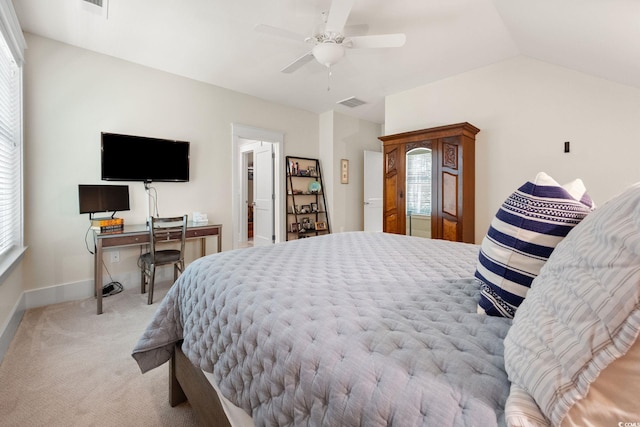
xmin=132 ymin=232 xmax=512 ymax=426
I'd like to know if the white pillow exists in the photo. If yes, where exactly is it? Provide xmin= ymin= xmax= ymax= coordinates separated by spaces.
xmin=504 ymin=182 xmax=640 ymax=425
xmin=476 ymin=172 xmax=594 ymax=318
xmin=505 ymin=384 xmax=549 ymax=427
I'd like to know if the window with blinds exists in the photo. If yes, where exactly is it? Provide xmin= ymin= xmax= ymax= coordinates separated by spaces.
xmin=0 ymin=28 xmax=22 ymax=256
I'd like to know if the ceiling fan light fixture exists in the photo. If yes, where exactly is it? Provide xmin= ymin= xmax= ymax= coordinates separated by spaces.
xmin=312 ymin=42 xmax=345 ymax=68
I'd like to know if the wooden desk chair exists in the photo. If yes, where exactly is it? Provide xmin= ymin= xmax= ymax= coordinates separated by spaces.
xmin=139 ymin=215 xmax=188 ymax=304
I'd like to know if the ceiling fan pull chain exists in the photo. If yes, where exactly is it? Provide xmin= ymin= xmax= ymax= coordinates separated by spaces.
xmin=327 ymin=66 xmax=332 ymax=92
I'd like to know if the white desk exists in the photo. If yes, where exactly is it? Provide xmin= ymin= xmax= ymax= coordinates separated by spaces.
xmin=94 ymin=222 xmax=222 ymax=314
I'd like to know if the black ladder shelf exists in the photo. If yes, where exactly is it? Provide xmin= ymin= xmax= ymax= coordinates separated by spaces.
xmin=286 ymin=156 xmax=331 ymax=241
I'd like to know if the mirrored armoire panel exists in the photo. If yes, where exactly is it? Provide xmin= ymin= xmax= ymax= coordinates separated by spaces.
xmin=379 ymin=122 xmax=479 ymax=244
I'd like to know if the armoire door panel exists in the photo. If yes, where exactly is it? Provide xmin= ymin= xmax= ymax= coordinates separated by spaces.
xmin=442 ymin=142 xmax=458 ymax=170
xmin=386 ymin=148 xmax=398 ymax=174
xmin=385 ymin=213 xmax=398 ymax=234
xmin=442 ymin=172 xmax=458 ymax=217
xmin=442 ymin=218 xmax=458 ymax=242
xmin=383 ymin=144 xmax=404 ymax=234
xmin=385 ymin=173 xmax=398 ymax=212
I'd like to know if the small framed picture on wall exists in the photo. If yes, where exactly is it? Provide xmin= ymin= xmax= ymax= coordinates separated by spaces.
xmin=340 ymin=159 xmax=349 ymax=184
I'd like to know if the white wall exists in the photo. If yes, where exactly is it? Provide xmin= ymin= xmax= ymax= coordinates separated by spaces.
xmin=385 ymin=56 xmax=640 ymax=242
xmin=330 ymin=112 xmax=383 ymax=233
xmin=21 ymin=33 xmax=320 ymax=296
xmin=318 ymin=111 xmax=383 ymax=233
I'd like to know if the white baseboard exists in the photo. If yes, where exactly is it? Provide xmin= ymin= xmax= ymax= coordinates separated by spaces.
xmin=0 ymin=292 xmax=25 ymax=363
xmin=22 ymin=269 xmax=176 ymax=309
xmin=24 ymin=279 xmax=96 ymax=309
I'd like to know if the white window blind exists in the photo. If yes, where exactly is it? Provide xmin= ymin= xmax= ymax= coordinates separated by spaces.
xmin=0 ymin=10 xmax=22 ymax=256
xmin=406 ymin=149 xmax=432 ymax=216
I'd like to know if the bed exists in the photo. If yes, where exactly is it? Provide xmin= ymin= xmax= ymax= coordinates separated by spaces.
xmin=132 ymin=179 xmax=640 ymax=427
xmin=133 ymin=232 xmax=512 ymax=426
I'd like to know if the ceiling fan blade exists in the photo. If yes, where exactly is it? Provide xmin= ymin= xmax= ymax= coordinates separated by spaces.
xmin=325 ymin=0 xmax=354 ymax=33
xmin=347 ymin=33 xmax=407 ymax=49
xmin=254 ymin=24 xmax=307 ymax=43
xmin=281 ymin=51 xmax=315 ymax=73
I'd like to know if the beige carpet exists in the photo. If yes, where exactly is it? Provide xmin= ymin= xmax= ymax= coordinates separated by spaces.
xmin=0 ymin=282 xmax=200 ymax=427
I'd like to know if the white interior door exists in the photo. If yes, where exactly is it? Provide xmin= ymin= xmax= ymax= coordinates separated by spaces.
xmin=364 ymin=150 xmax=383 ymax=232
xmin=253 ymin=142 xmax=275 ymax=246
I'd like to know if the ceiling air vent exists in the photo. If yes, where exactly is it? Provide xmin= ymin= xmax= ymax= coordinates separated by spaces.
xmin=80 ymin=0 xmax=109 ymax=18
xmin=336 ymin=96 xmax=366 ymax=108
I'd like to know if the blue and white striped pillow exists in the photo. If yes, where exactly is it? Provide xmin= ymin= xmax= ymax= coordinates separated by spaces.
xmin=475 ymin=172 xmax=594 ymax=318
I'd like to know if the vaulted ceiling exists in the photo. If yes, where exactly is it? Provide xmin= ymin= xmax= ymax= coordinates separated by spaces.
xmin=12 ymin=0 xmax=640 ymax=123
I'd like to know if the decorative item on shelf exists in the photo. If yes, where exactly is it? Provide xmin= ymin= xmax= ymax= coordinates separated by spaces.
xmin=290 ymin=222 xmax=299 ymax=233
xmin=302 ymin=217 xmax=313 ymax=231
xmin=315 ymin=221 xmax=327 ymax=231
xmin=340 ymin=159 xmax=349 ymax=184
xmin=311 ymin=202 xmax=318 ymax=212
xmin=288 ymin=159 xmax=300 ymax=176
xmin=309 ymin=180 xmax=321 ymax=193
xmin=308 ymin=166 xmax=316 ymax=177
xmin=300 ymin=170 xmax=310 ymax=176
xmin=300 ymin=205 xmax=311 ymax=214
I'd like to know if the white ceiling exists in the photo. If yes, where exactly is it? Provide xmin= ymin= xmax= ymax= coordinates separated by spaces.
xmin=12 ymin=0 xmax=640 ymax=124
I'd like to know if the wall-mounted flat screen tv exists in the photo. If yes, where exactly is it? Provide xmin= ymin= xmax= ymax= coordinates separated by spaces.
xmin=78 ymin=184 xmax=130 ymax=214
xmin=101 ymin=132 xmax=190 ymax=182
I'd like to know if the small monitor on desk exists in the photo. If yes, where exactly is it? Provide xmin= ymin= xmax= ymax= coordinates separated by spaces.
xmin=78 ymin=184 xmax=130 ymax=216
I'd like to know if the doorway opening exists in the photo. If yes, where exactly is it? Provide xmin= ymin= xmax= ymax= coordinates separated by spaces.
xmin=232 ymin=124 xmax=284 ymax=249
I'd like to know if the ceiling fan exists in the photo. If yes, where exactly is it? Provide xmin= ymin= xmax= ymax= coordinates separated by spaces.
xmin=255 ymin=0 xmax=406 ymax=74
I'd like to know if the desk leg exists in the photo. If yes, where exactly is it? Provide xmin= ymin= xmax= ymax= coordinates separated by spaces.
xmin=217 ymin=228 xmax=222 ymax=253
xmin=95 ymin=241 xmax=103 ymax=315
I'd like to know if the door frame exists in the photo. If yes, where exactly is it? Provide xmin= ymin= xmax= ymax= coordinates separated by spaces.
xmin=231 ymin=123 xmax=284 ymax=249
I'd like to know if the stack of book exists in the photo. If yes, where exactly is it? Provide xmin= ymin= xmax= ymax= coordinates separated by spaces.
xmin=91 ymin=217 xmax=124 ymax=233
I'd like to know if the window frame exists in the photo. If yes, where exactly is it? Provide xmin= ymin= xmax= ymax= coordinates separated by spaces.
xmin=0 ymin=0 xmax=27 ymax=284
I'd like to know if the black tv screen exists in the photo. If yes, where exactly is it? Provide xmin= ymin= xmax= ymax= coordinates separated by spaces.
xmin=101 ymin=132 xmax=190 ymax=182
xmin=78 ymin=184 xmax=130 ymax=214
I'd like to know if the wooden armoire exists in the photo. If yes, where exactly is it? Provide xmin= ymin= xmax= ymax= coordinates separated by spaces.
xmin=379 ymin=122 xmax=479 ymax=243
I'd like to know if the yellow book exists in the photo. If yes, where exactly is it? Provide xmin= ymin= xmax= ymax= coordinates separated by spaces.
xmin=91 ymin=217 xmax=124 ymax=227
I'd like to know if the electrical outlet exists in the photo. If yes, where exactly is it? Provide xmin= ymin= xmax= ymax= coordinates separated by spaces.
xmin=110 ymin=251 xmax=120 ymax=263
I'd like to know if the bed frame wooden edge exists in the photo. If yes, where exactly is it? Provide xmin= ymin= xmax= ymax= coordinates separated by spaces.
xmin=170 ymin=342 xmax=232 ymax=427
